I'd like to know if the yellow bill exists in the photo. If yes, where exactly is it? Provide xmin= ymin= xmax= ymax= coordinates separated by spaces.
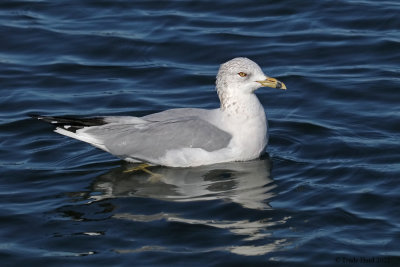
xmin=257 ymin=77 xmax=287 ymax=90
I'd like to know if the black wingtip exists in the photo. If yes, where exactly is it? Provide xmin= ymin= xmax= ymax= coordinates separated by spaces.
xmin=29 ymin=114 xmax=108 ymax=133
xmin=28 ymin=114 xmax=57 ymax=123
xmin=28 ymin=114 xmax=41 ymax=119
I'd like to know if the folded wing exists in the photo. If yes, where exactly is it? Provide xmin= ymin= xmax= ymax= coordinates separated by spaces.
xmin=32 ymin=114 xmax=232 ymax=163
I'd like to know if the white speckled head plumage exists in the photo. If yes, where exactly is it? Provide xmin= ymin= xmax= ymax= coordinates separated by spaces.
xmin=216 ymin=57 xmax=268 ymax=110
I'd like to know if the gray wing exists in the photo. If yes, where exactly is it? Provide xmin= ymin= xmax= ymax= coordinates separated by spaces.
xmin=142 ymin=108 xmax=212 ymax=121
xmin=84 ymin=117 xmax=232 ymax=162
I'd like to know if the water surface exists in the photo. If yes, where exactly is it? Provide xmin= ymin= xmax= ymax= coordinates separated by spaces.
xmin=1 ymin=0 xmax=399 ymax=266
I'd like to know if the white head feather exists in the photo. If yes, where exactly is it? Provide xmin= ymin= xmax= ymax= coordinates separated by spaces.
xmin=216 ymin=57 xmax=268 ymax=110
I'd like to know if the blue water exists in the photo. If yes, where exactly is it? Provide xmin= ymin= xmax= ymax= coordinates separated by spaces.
xmin=1 ymin=0 xmax=399 ymax=266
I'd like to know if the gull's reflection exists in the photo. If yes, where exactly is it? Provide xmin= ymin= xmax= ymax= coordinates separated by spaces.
xmin=78 ymin=155 xmax=290 ymax=256
xmin=90 ymin=155 xmax=276 ymax=210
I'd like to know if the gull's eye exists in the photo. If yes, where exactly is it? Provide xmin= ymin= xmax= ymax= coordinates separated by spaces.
xmin=238 ymin=72 xmax=247 ymax=77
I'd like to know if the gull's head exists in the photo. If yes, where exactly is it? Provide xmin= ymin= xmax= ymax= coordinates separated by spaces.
xmin=216 ymin=57 xmax=286 ymax=96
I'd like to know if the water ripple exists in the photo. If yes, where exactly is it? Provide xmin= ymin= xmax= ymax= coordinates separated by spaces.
xmin=1 ymin=0 xmax=400 ymax=265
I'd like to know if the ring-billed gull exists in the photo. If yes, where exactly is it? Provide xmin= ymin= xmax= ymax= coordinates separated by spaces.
xmin=31 ymin=57 xmax=286 ymax=167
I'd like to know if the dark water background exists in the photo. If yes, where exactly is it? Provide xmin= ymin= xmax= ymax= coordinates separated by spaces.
xmin=1 ymin=1 xmax=399 ymax=266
